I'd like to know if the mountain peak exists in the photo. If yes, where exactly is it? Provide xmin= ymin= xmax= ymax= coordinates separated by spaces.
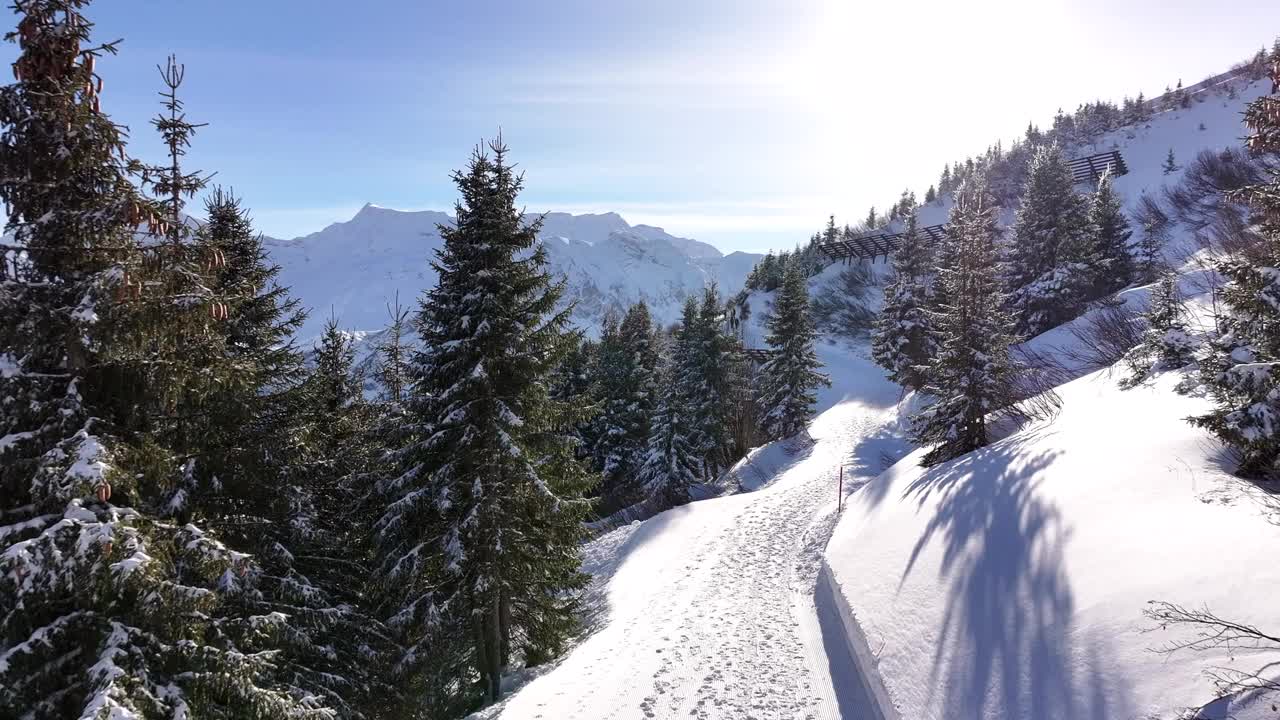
xmin=352 ymin=202 xmax=388 ymax=219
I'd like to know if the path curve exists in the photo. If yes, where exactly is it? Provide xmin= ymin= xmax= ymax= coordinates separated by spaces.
xmin=485 ymin=398 xmax=901 ymax=720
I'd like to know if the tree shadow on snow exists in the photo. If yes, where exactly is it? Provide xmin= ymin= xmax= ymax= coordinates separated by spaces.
xmin=897 ymin=438 xmax=1134 ymax=718
xmin=1200 ymin=438 xmax=1280 ymax=526
xmin=838 ymin=425 xmax=912 ymax=510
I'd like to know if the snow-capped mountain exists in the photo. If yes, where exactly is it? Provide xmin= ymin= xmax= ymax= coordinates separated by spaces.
xmin=263 ymin=205 xmax=761 ymax=341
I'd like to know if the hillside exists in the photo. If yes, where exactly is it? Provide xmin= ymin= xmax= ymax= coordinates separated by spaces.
xmin=475 ymin=66 xmax=1280 ymax=720
xmin=263 ymin=206 xmax=761 ymax=341
xmin=811 ymin=73 xmax=1280 ymax=719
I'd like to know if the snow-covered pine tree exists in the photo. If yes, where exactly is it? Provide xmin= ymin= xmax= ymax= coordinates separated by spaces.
xmin=872 ymin=213 xmax=936 ymax=389
xmin=1081 ymin=169 xmax=1135 ymax=297
xmin=374 ymin=137 xmax=593 ymax=713
xmin=549 ymin=333 xmax=598 ymax=464
xmin=588 ymin=301 xmax=658 ymax=509
xmin=1122 ymin=271 xmax=1194 ymax=387
xmin=147 ymin=61 xmax=392 ymax=717
xmin=1004 ymin=143 xmax=1092 ymax=335
xmin=758 ymin=262 xmax=830 ymax=440
xmin=1133 ymin=194 xmax=1172 ymax=283
xmin=374 ymin=291 xmax=413 ymax=407
xmin=252 ymin=316 xmax=397 ymax=718
xmin=193 ymin=192 xmax=396 ymax=719
xmin=636 ymin=347 xmax=701 ymax=509
xmin=0 ymin=4 xmax=330 ymax=717
xmin=912 ymin=171 xmax=1022 ymax=466
xmin=685 ymin=285 xmax=743 ymax=479
xmin=1191 ymin=59 xmax=1280 ymax=477
xmin=184 ymin=189 xmax=310 ymax=519
xmin=1163 ymin=148 xmax=1179 ymax=175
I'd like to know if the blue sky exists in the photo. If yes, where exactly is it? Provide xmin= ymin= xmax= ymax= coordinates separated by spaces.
xmin=14 ymin=0 xmax=1279 ymax=253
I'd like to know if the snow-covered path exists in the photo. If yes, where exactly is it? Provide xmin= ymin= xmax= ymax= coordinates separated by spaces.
xmin=486 ymin=363 xmax=907 ymax=720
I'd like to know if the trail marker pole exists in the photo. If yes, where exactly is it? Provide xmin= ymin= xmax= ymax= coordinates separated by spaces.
xmin=838 ymin=464 xmax=843 ymax=511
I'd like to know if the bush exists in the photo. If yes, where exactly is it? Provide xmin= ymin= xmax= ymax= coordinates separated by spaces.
xmin=1064 ymin=297 xmax=1147 ymax=375
xmin=1164 ymin=148 xmax=1272 ymax=242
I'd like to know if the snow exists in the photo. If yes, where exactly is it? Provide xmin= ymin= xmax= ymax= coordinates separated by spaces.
xmin=824 ymin=368 xmax=1280 ymax=719
xmin=811 ymin=77 xmax=1280 ymax=719
xmin=0 ymin=353 xmax=19 ymax=378
xmin=473 ymin=345 xmax=909 ymax=719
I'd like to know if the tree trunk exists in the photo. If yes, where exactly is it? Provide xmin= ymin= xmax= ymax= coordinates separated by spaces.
xmin=499 ymin=588 xmax=512 ymax=669
xmin=485 ymin=594 xmax=503 ymax=703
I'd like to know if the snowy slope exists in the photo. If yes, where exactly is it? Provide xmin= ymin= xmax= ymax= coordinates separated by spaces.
xmin=868 ymin=76 xmax=1272 ymax=243
xmin=815 ymin=73 xmax=1280 ymax=720
xmin=263 ymin=206 xmax=760 ymax=341
xmin=823 ymin=365 xmax=1280 ymax=720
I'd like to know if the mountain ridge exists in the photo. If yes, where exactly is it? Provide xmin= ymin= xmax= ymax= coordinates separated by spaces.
xmin=262 ymin=206 xmax=762 ymax=341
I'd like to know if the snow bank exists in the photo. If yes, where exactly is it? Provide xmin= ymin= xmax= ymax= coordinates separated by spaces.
xmin=824 ymin=369 xmax=1280 ymax=719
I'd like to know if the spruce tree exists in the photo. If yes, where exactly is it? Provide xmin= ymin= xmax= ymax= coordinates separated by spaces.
xmin=636 ymin=348 xmax=701 ymax=509
xmin=1191 ymin=62 xmax=1280 ymax=477
xmin=588 ymin=301 xmax=658 ymax=509
xmin=147 ymin=63 xmax=388 ymax=719
xmin=684 ymin=285 xmax=742 ymax=479
xmin=758 ymin=263 xmax=829 ymax=440
xmin=1123 ymin=271 xmax=1194 ymax=387
xmin=0 ymin=4 xmax=329 ymax=717
xmin=1163 ymin=148 xmax=1179 ymax=175
xmin=374 ymin=138 xmax=593 ymax=713
xmin=912 ymin=172 xmax=1022 ymax=466
xmin=872 ymin=213 xmax=936 ymax=389
xmin=549 ymin=334 xmax=598 ymax=464
xmin=374 ymin=292 xmax=413 ymax=407
xmin=1082 ymin=170 xmax=1135 ymax=296
xmin=1004 ymin=143 xmax=1092 ymax=335
xmin=262 ymin=317 xmax=397 ymax=718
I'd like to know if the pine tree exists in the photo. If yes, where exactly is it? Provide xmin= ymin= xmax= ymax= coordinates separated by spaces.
xmin=374 ymin=137 xmax=593 ymax=714
xmin=1123 ymin=272 xmax=1194 ymax=387
xmin=1081 ymin=170 xmax=1135 ymax=296
xmin=550 ymin=334 xmax=598 ymax=463
xmin=1191 ymin=61 xmax=1280 ymax=477
xmin=912 ymin=172 xmax=1022 ymax=466
xmin=197 ymin=193 xmax=398 ymax=718
xmin=683 ymin=285 xmax=742 ymax=479
xmin=374 ymin=291 xmax=413 ymax=407
xmin=1163 ymin=148 xmax=1179 ymax=175
xmin=148 ymin=62 xmax=389 ymax=718
xmin=0 ymin=5 xmax=329 ymax=717
xmin=758 ymin=263 xmax=829 ymax=440
xmin=187 ymin=188 xmax=311 ymax=510
xmin=261 ymin=317 xmax=397 ymax=718
xmin=872 ymin=213 xmax=936 ymax=389
xmin=925 ymin=185 xmax=938 ymax=204
xmin=636 ymin=346 xmax=701 ymax=509
xmin=588 ymin=301 xmax=658 ymax=509
xmin=1004 ymin=143 xmax=1092 ymax=335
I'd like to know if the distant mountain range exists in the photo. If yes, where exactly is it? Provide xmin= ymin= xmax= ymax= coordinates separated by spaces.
xmin=263 ymin=204 xmax=762 ymax=341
